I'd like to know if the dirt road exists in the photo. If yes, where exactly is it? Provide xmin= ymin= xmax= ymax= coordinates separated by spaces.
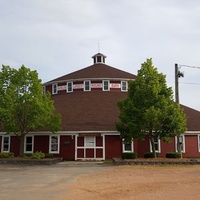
xmin=1 ymin=163 xmax=200 ymax=200
xmin=64 ymin=165 xmax=200 ymax=200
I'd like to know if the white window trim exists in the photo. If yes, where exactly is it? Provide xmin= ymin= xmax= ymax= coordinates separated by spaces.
xmin=49 ymin=135 xmax=60 ymax=154
xmin=121 ymin=81 xmax=128 ymax=92
xmin=24 ymin=135 xmax=34 ymax=153
xmin=122 ymin=140 xmax=134 ymax=153
xmin=75 ymin=135 xmax=105 ymax=160
xmin=67 ymin=82 xmax=73 ymax=93
xmin=84 ymin=80 xmax=91 ymax=91
xmin=150 ymin=138 xmax=161 ymax=153
xmin=1 ymin=135 xmax=10 ymax=152
xmin=175 ymin=135 xmax=185 ymax=153
xmin=52 ymin=83 xmax=58 ymax=94
xmin=198 ymin=135 xmax=200 ymax=152
xmin=103 ymin=80 xmax=110 ymax=91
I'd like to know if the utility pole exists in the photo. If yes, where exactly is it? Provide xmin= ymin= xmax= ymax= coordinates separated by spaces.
xmin=175 ymin=63 xmax=184 ymax=158
xmin=175 ymin=64 xmax=179 ymax=103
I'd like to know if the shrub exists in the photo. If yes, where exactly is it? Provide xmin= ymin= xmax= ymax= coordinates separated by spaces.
xmin=144 ymin=152 xmax=159 ymax=158
xmin=24 ymin=153 xmax=32 ymax=157
xmin=45 ymin=153 xmax=54 ymax=158
xmin=0 ymin=152 xmax=14 ymax=158
xmin=166 ymin=152 xmax=181 ymax=158
xmin=31 ymin=151 xmax=45 ymax=159
xmin=122 ymin=152 xmax=137 ymax=159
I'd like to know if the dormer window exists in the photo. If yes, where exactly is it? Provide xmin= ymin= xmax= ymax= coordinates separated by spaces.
xmin=84 ymin=80 xmax=91 ymax=91
xmin=52 ymin=83 xmax=58 ymax=94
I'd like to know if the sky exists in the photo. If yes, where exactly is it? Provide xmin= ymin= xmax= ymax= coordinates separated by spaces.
xmin=0 ymin=0 xmax=200 ymax=111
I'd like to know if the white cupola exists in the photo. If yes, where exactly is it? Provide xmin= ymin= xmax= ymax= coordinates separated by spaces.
xmin=92 ymin=53 xmax=107 ymax=64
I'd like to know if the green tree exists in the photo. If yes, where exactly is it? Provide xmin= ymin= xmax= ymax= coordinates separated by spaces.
xmin=0 ymin=65 xmax=61 ymax=157
xmin=116 ymin=58 xmax=186 ymax=158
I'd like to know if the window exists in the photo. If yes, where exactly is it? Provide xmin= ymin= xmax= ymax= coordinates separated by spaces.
xmin=85 ymin=137 xmax=95 ymax=147
xmin=67 ymin=82 xmax=73 ymax=93
xmin=84 ymin=80 xmax=91 ymax=91
xmin=121 ymin=81 xmax=128 ymax=92
xmin=175 ymin=135 xmax=185 ymax=153
xmin=150 ymin=137 xmax=161 ymax=152
xmin=103 ymin=80 xmax=110 ymax=91
xmin=49 ymin=135 xmax=60 ymax=154
xmin=52 ymin=83 xmax=58 ymax=94
xmin=198 ymin=135 xmax=200 ymax=152
xmin=122 ymin=140 xmax=133 ymax=152
xmin=2 ymin=136 xmax=10 ymax=152
xmin=42 ymin=86 xmax=46 ymax=94
xmin=24 ymin=136 xmax=34 ymax=153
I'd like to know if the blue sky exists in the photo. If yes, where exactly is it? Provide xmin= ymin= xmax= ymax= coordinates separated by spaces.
xmin=1 ymin=0 xmax=200 ymax=110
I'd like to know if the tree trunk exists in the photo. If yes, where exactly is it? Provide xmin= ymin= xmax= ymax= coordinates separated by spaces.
xmin=150 ymin=135 xmax=157 ymax=158
xmin=19 ymin=134 xmax=25 ymax=157
xmin=177 ymin=136 xmax=182 ymax=158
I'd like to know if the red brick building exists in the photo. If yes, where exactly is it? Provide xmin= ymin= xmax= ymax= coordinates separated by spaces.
xmin=1 ymin=53 xmax=200 ymax=159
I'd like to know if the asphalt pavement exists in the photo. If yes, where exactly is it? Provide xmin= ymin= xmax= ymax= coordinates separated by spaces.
xmin=0 ymin=161 xmax=111 ymax=200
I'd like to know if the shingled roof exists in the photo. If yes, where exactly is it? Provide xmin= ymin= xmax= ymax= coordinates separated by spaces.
xmin=52 ymin=90 xmax=200 ymax=132
xmin=45 ymin=63 xmax=136 ymax=84
xmin=181 ymin=105 xmax=200 ymax=131
xmin=52 ymin=91 xmax=127 ymax=131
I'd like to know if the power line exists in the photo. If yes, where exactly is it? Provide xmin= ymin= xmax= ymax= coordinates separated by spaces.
xmin=179 ymin=82 xmax=200 ymax=85
xmin=168 ymin=81 xmax=200 ymax=86
xmin=179 ymin=64 xmax=200 ymax=69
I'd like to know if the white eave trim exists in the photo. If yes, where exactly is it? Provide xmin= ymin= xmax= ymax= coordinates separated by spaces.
xmin=43 ymin=78 xmax=134 ymax=86
xmin=184 ymin=131 xmax=200 ymax=135
xmin=0 ymin=130 xmax=120 ymax=136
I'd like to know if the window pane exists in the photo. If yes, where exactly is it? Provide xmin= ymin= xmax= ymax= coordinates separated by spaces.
xmin=68 ymin=82 xmax=72 ymax=92
xmin=3 ymin=145 xmax=9 ymax=152
xmin=52 ymin=136 xmax=58 ymax=143
xmin=26 ymin=144 xmax=32 ymax=151
xmin=25 ymin=137 xmax=33 ymax=152
xmin=86 ymin=137 xmax=95 ymax=147
xmin=3 ymin=137 xmax=9 ymax=144
xmin=122 ymin=81 xmax=127 ymax=91
xmin=26 ymin=137 xmax=32 ymax=143
xmin=103 ymin=81 xmax=109 ymax=90
xmin=85 ymin=81 xmax=90 ymax=91
xmin=52 ymin=84 xmax=57 ymax=94
xmin=3 ymin=136 xmax=10 ymax=152
xmin=51 ymin=144 xmax=58 ymax=151
xmin=125 ymin=143 xmax=132 ymax=151
xmin=51 ymin=136 xmax=58 ymax=152
xmin=97 ymin=56 xmax=101 ymax=62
